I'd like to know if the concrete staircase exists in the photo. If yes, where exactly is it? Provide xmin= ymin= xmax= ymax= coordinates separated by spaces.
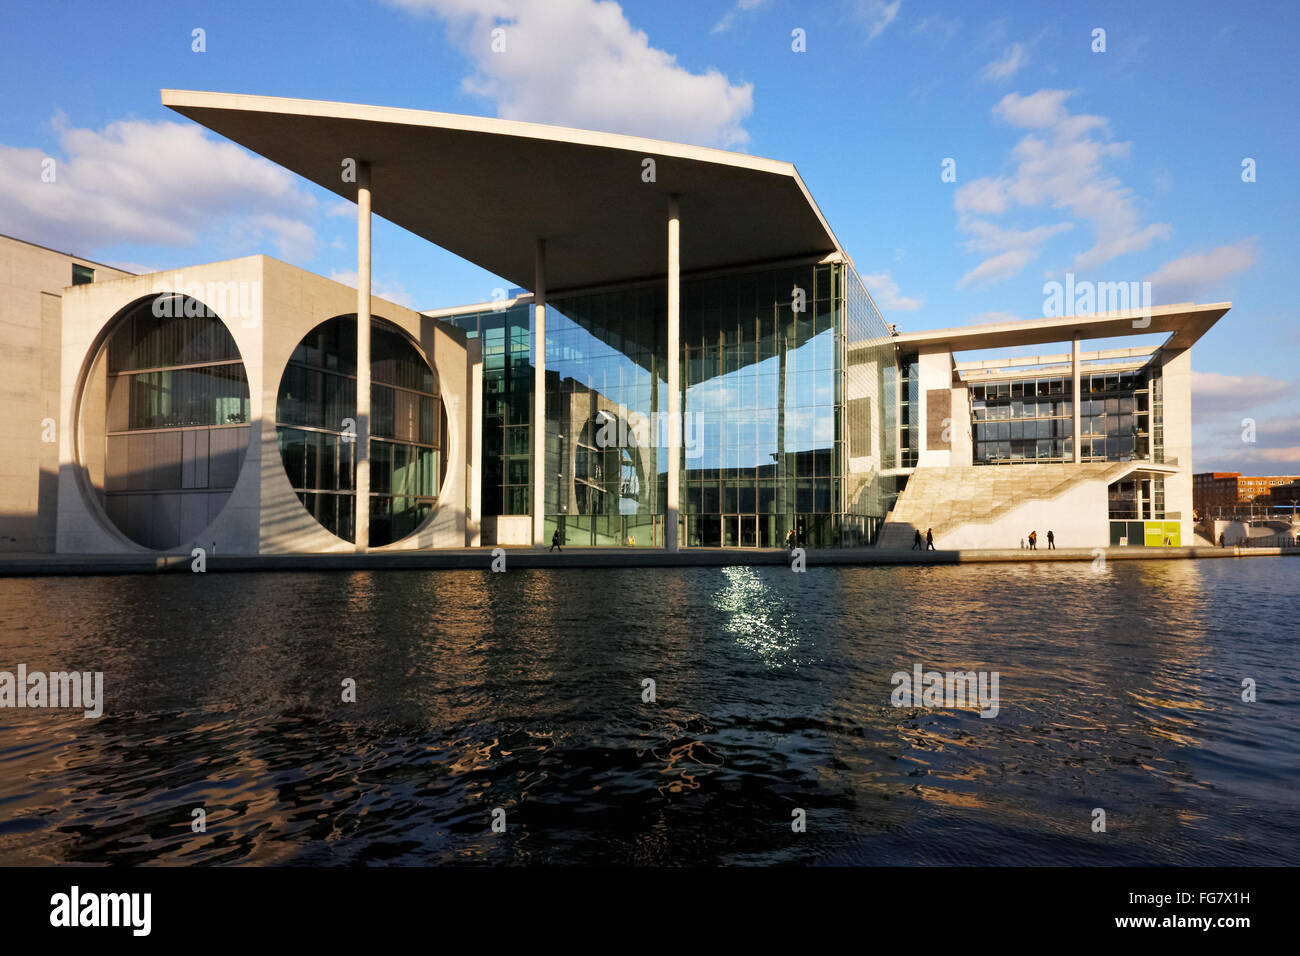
xmin=877 ymin=462 xmax=1135 ymax=548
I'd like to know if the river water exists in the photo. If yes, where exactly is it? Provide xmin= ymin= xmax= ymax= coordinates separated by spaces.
xmin=0 ymin=558 xmax=1295 ymax=865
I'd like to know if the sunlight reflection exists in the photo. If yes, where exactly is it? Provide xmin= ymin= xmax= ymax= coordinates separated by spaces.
xmin=713 ymin=567 xmax=808 ymax=668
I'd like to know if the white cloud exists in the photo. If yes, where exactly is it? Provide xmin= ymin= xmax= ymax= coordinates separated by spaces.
xmin=955 ymin=219 xmax=1074 ymax=288
xmin=1191 ymin=371 xmax=1293 ymax=418
xmin=1146 ymin=239 xmax=1255 ymax=302
xmin=852 ymin=0 xmax=900 ymax=41
xmin=712 ymin=0 xmax=767 ymax=34
xmin=328 ymin=269 xmax=415 ymax=309
xmin=0 ymin=115 xmax=317 ymax=261
xmin=1196 ymin=412 xmax=1300 ymax=471
xmin=957 ymin=249 xmax=1037 ymax=288
xmin=952 ymin=89 xmax=1170 ymax=287
xmin=861 ymin=272 xmax=923 ymax=311
xmin=388 ymin=0 xmax=754 ymax=147
xmin=980 ymin=43 xmax=1028 ymax=82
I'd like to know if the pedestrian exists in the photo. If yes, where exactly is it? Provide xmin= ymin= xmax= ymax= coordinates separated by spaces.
xmin=912 ymin=529 xmax=923 ymax=551
xmin=925 ymin=528 xmax=935 ymax=551
xmin=1028 ymin=530 xmax=1037 ymax=551
xmin=550 ymin=529 xmax=562 ymax=552
xmin=786 ymin=528 xmax=796 ymax=551
xmin=1219 ymin=532 xmax=1226 ymax=547
xmin=1047 ymin=529 xmax=1055 ymax=550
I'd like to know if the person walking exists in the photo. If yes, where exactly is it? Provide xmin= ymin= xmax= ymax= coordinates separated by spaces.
xmin=550 ymin=529 xmax=562 ymax=552
xmin=786 ymin=528 xmax=797 ymax=551
xmin=1047 ymin=529 xmax=1055 ymax=550
xmin=912 ymin=529 xmax=923 ymax=551
xmin=1028 ymin=530 xmax=1037 ymax=551
xmin=925 ymin=528 xmax=935 ymax=551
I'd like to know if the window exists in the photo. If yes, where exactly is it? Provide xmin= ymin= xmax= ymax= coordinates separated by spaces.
xmin=276 ymin=315 xmax=444 ymax=545
xmin=72 ymin=263 xmax=94 ymax=286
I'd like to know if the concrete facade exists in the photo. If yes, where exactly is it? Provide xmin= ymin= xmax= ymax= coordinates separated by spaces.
xmin=53 ymin=254 xmax=475 ymax=556
xmin=0 ymin=235 xmax=130 ymax=552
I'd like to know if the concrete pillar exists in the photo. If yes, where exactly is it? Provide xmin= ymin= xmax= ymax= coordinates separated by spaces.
xmin=1071 ymin=334 xmax=1082 ymax=464
xmin=533 ymin=238 xmax=547 ymax=547
xmin=355 ymin=162 xmax=372 ymax=552
xmin=467 ymin=337 xmax=483 ymax=547
xmin=666 ymin=195 xmax=681 ymax=552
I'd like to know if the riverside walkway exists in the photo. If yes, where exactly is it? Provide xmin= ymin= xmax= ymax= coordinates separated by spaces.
xmin=0 ymin=545 xmax=1295 ymax=576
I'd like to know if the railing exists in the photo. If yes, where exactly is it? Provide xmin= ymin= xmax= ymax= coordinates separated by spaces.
xmin=1235 ymin=533 xmax=1300 ymax=549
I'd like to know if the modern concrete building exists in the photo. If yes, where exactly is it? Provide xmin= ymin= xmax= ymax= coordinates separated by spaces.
xmin=0 ymin=91 xmax=1234 ymax=557
xmin=876 ymin=303 xmax=1228 ymax=549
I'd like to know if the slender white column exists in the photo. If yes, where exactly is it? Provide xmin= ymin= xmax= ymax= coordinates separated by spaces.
xmin=468 ymin=341 xmax=483 ymax=546
xmin=533 ymin=238 xmax=547 ymax=546
xmin=1071 ymin=334 xmax=1082 ymax=464
xmin=355 ymin=162 xmax=372 ymax=552
xmin=666 ymin=195 xmax=681 ymax=552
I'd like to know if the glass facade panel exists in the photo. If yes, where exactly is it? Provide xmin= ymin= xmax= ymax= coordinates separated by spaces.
xmin=275 ymin=315 xmax=444 ymax=546
xmin=439 ymin=260 xmax=899 ymax=547
xmin=971 ymin=365 xmax=1153 ymax=464
xmin=440 ymin=302 xmax=533 ymax=516
xmin=99 ymin=295 xmax=250 ymax=549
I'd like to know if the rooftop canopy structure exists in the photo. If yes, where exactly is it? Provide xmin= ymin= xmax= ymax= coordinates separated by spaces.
xmin=890 ymin=301 xmax=1231 ymax=355
xmin=161 ymin=89 xmax=845 ymax=293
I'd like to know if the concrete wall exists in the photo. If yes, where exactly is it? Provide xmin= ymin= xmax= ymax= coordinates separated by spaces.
xmin=487 ymin=515 xmax=532 ymax=545
xmin=1160 ymin=346 xmax=1194 ymax=546
xmin=916 ymin=348 xmax=954 ymax=467
xmin=56 ymin=256 xmax=470 ymax=555
xmin=0 ymin=236 xmax=129 ymax=552
xmin=930 ymin=475 xmax=1111 ymax=550
xmin=949 ymin=380 xmax=972 ymax=466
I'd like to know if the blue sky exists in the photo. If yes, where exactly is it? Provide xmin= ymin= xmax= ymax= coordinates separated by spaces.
xmin=1 ymin=0 xmax=1296 ymax=470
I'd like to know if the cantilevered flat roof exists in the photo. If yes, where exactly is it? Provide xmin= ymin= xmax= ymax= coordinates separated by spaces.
xmin=161 ymin=90 xmax=844 ymax=294
xmin=890 ymin=302 xmax=1231 ymax=354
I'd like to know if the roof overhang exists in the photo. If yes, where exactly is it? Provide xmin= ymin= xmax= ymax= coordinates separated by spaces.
xmin=161 ymin=90 xmax=844 ymax=294
xmin=888 ymin=302 xmax=1230 ymax=354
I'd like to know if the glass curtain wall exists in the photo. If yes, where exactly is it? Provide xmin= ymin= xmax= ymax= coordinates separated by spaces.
xmin=102 ymin=294 xmax=251 ymax=549
xmin=275 ymin=315 xmax=444 ymax=546
xmin=438 ymin=262 xmax=900 ymax=548
xmin=971 ymin=364 xmax=1158 ymax=464
xmin=679 ymin=261 xmax=839 ymax=549
xmin=544 ymin=283 xmax=664 ymax=547
xmin=531 ymin=260 xmax=897 ymax=548
xmin=843 ymin=266 xmax=898 ymax=544
xmin=440 ymin=303 xmax=533 ymax=516
xmin=897 ymin=354 xmax=919 ymax=467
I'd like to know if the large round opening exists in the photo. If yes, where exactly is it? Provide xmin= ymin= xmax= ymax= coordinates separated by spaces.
xmin=275 ymin=315 xmax=447 ymax=546
xmin=81 ymin=294 xmax=251 ymax=549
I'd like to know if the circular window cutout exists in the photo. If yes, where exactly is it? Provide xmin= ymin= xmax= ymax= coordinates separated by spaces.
xmin=80 ymin=294 xmax=251 ymax=549
xmin=276 ymin=315 xmax=447 ymax=546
